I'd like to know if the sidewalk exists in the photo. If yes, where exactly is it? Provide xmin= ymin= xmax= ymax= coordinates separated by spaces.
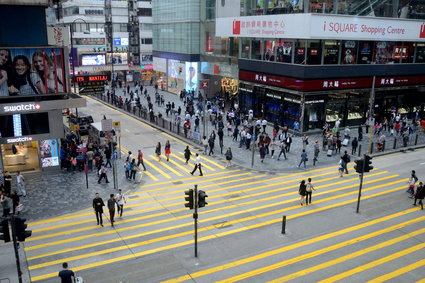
xmin=100 ymin=85 xmax=425 ymax=173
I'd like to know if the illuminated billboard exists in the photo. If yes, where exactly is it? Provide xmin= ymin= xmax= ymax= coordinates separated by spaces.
xmin=0 ymin=47 xmax=67 ymax=97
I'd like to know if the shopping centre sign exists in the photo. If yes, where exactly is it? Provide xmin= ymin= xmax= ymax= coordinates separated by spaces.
xmin=3 ymin=103 xmax=41 ymax=113
xmin=216 ymin=14 xmax=425 ymax=41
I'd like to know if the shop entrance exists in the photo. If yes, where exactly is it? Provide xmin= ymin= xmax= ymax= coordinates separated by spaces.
xmin=1 ymin=141 xmax=41 ymax=173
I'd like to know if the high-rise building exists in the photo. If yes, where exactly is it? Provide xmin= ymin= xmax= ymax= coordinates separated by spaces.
xmin=57 ymin=0 xmax=153 ymax=84
xmin=0 ymin=0 xmax=86 ymax=173
xmin=214 ymin=0 xmax=425 ymax=132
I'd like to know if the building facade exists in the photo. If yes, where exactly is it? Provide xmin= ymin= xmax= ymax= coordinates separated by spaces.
xmin=0 ymin=1 xmax=85 ymax=173
xmin=214 ymin=0 xmax=425 ymax=132
xmin=59 ymin=0 xmax=153 ymax=84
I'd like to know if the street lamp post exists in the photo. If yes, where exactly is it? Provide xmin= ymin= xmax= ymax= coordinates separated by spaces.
xmin=69 ymin=18 xmax=89 ymax=92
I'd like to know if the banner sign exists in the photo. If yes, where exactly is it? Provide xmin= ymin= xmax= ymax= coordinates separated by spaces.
xmin=216 ymin=14 xmax=425 ymax=42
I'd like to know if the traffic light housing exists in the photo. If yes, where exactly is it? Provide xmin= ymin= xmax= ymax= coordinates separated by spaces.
xmin=0 ymin=219 xmax=10 ymax=243
xmin=354 ymin=159 xmax=364 ymax=174
xmin=14 ymin=217 xmax=32 ymax=242
xmin=198 ymin=190 xmax=208 ymax=208
xmin=184 ymin=189 xmax=194 ymax=209
xmin=364 ymin=155 xmax=373 ymax=173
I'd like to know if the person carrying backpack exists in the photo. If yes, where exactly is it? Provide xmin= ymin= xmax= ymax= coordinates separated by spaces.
xmin=407 ymin=170 xmax=418 ymax=198
xmin=341 ymin=150 xmax=350 ymax=174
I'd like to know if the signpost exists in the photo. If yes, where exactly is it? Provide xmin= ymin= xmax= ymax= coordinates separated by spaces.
xmin=101 ymin=119 xmax=113 ymax=132
xmin=113 ymin=121 xmax=121 ymax=158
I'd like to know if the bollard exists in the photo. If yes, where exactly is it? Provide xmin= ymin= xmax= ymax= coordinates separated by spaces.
xmin=358 ymin=144 xmax=362 ymax=157
xmin=281 ymin=215 xmax=286 ymax=234
xmin=382 ymin=140 xmax=386 ymax=151
xmin=170 ymin=120 xmax=172 ymax=131
xmin=393 ymin=138 xmax=397 ymax=149
xmin=163 ymin=118 xmax=165 ymax=128
xmin=370 ymin=142 xmax=374 ymax=154
xmin=415 ymin=134 xmax=418 ymax=145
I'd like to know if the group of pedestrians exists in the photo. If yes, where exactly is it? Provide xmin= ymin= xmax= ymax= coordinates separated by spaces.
xmin=299 ymin=178 xmax=316 ymax=206
xmin=92 ymin=189 xmax=126 ymax=227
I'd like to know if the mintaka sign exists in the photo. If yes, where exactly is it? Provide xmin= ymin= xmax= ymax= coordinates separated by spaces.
xmin=3 ymin=104 xmax=41 ymax=113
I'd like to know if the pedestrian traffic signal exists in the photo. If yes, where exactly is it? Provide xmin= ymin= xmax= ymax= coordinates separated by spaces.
xmin=184 ymin=189 xmax=194 ymax=210
xmin=0 ymin=219 xmax=11 ymax=243
xmin=364 ymin=155 xmax=373 ymax=173
xmin=14 ymin=217 xmax=32 ymax=242
xmin=198 ymin=190 xmax=208 ymax=208
xmin=354 ymin=159 xmax=364 ymax=174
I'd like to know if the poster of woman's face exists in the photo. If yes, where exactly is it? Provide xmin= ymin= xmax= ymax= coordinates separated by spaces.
xmin=0 ymin=47 xmax=66 ymax=97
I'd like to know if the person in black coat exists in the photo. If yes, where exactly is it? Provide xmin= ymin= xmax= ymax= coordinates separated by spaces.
xmin=351 ymin=137 xmax=358 ymax=155
xmin=414 ymin=182 xmax=425 ymax=210
xmin=93 ymin=193 xmax=105 ymax=226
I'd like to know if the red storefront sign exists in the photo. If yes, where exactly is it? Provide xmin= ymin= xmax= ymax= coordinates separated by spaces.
xmin=239 ymin=70 xmax=425 ymax=92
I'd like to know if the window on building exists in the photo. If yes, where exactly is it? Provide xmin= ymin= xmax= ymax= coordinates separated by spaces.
xmin=252 ymin=39 xmax=262 ymax=60
xmin=138 ymin=8 xmax=152 ymax=16
xmin=241 ymin=39 xmax=251 ymax=59
xmin=324 ymin=40 xmax=340 ymax=64
xmin=416 ymin=43 xmax=425 ymax=63
xmin=64 ymin=7 xmax=79 ymax=16
xmin=206 ymin=0 xmax=215 ymax=20
xmin=113 ymin=23 xmax=128 ymax=32
xmin=307 ymin=40 xmax=321 ymax=65
xmin=295 ymin=40 xmax=306 ymax=64
xmin=341 ymin=40 xmax=357 ymax=64
xmin=141 ymin=38 xmax=153 ymax=44
xmin=85 ymin=9 xmax=103 ymax=15
xmin=357 ymin=41 xmax=373 ymax=64
xmin=140 ymin=23 xmax=152 ymax=30
xmin=263 ymin=40 xmax=276 ymax=61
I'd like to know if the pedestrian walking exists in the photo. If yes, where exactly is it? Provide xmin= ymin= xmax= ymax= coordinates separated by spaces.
xmin=202 ymin=136 xmax=208 ymax=154
xmin=313 ymin=140 xmax=320 ymax=165
xmin=137 ymin=149 xmax=147 ymax=171
xmin=124 ymin=160 xmax=130 ymax=179
xmin=338 ymin=158 xmax=345 ymax=177
xmin=1 ymin=191 xmax=11 ymax=217
xmin=164 ymin=140 xmax=171 ymax=161
xmin=341 ymin=151 xmax=350 ymax=174
xmin=351 ymin=137 xmax=358 ymax=155
xmin=305 ymin=178 xmax=316 ymax=205
xmin=115 ymin=189 xmax=126 ymax=217
xmin=277 ymin=140 xmax=287 ymax=160
xmin=190 ymin=153 xmax=203 ymax=176
xmin=155 ymin=142 xmax=162 ymax=161
xmin=302 ymin=134 xmax=309 ymax=150
xmin=407 ymin=170 xmax=418 ymax=198
xmin=299 ymin=180 xmax=307 ymax=206
xmin=184 ymin=146 xmax=192 ymax=164
xmin=413 ymin=182 xmax=425 ymax=210
xmin=97 ymin=164 xmax=110 ymax=184
xmin=10 ymin=191 xmax=20 ymax=215
xmin=129 ymin=159 xmax=138 ymax=181
xmin=298 ymin=149 xmax=308 ymax=168
xmin=58 ymin=262 xmax=76 ymax=283
xmin=259 ymin=145 xmax=266 ymax=163
xmin=225 ymin=147 xmax=233 ymax=167
xmin=285 ymin=134 xmax=292 ymax=152
xmin=16 ymin=171 xmax=26 ymax=197
xmin=270 ymin=138 xmax=277 ymax=159
xmin=108 ymin=194 xmax=116 ymax=227
xmin=92 ymin=193 xmax=105 ymax=226
xmin=3 ymin=171 xmax=11 ymax=197
xmin=208 ymin=135 xmax=215 ymax=156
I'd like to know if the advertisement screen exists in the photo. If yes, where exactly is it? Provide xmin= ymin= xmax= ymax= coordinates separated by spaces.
xmin=0 ymin=113 xmax=49 ymax=138
xmin=81 ymin=54 xmax=106 ymax=66
xmin=39 ymin=139 xmax=59 ymax=167
xmin=185 ymin=62 xmax=198 ymax=91
xmin=0 ymin=48 xmax=67 ymax=97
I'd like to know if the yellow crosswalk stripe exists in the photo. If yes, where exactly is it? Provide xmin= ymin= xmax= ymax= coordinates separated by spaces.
xmin=365 ymin=249 xmax=425 ymax=283
xmin=30 ymin=188 xmax=415 ymax=282
xmin=160 ymin=154 xmax=191 ymax=173
xmin=144 ymin=159 xmax=171 ymax=179
xmin=197 ymin=154 xmax=226 ymax=169
xmin=148 ymin=154 xmax=182 ymax=176
xmin=143 ymin=169 xmax=159 ymax=181
xmin=180 ymin=153 xmax=216 ymax=171
xmin=163 ymin=204 xmax=419 ymax=283
xmin=171 ymin=153 xmax=213 ymax=171
xmin=416 ymin=278 xmax=425 ymax=283
xmin=265 ymin=227 xmax=425 ymax=283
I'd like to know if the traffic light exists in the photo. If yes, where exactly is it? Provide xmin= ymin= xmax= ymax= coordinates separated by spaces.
xmin=354 ymin=159 xmax=364 ymax=174
xmin=0 ymin=219 xmax=10 ymax=243
xmin=364 ymin=155 xmax=373 ymax=173
xmin=14 ymin=217 xmax=32 ymax=242
xmin=184 ymin=189 xmax=194 ymax=209
xmin=198 ymin=190 xmax=208 ymax=208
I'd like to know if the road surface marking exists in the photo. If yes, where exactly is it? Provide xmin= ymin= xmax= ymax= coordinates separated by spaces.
xmin=148 ymin=155 xmax=182 ymax=176
xmin=29 ymin=187 xmax=415 ymax=281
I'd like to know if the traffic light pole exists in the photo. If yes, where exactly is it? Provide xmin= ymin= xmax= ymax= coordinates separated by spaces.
xmin=10 ymin=216 xmax=23 ymax=283
xmin=193 ymin=185 xmax=198 ymax=258
xmin=356 ymin=154 xmax=367 ymax=213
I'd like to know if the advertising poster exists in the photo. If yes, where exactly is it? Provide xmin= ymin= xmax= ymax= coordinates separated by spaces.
xmin=185 ymin=62 xmax=198 ymax=91
xmin=374 ymin=41 xmax=396 ymax=64
xmin=358 ymin=41 xmax=373 ymax=64
xmin=81 ymin=54 xmax=106 ymax=66
xmin=167 ymin=60 xmax=185 ymax=94
xmin=341 ymin=40 xmax=357 ymax=64
xmin=0 ymin=48 xmax=66 ymax=97
xmin=39 ymin=139 xmax=59 ymax=167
